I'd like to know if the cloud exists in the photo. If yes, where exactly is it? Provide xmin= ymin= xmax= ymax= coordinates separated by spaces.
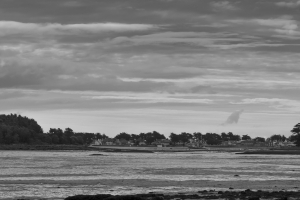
xmin=276 ymin=0 xmax=300 ymax=7
xmin=211 ymin=1 xmax=239 ymax=11
xmin=83 ymin=95 xmax=214 ymax=104
xmin=105 ymin=31 xmax=248 ymax=51
xmin=0 ymin=21 xmax=157 ymax=38
xmin=228 ymin=16 xmax=300 ymax=38
xmin=232 ymin=98 xmax=300 ymax=112
xmin=222 ymin=109 xmax=244 ymax=125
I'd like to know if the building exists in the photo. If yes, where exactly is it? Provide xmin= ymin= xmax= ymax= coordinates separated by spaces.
xmin=152 ymin=139 xmax=171 ymax=147
xmin=221 ymin=140 xmax=239 ymax=146
xmin=136 ymin=138 xmax=146 ymax=145
xmin=115 ymin=139 xmax=129 ymax=146
xmin=102 ymin=138 xmax=114 ymax=145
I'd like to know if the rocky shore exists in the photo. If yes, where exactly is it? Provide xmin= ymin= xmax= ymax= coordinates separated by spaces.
xmin=65 ymin=190 xmax=300 ymax=200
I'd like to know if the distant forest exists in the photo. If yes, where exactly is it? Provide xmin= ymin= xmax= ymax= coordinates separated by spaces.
xmin=0 ymin=114 xmax=300 ymax=146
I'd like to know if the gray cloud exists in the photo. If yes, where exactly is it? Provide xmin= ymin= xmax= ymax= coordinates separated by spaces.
xmin=276 ymin=0 xmax=300 ymax=7
xmin=222 ymin=109 xmax=244 ymax=125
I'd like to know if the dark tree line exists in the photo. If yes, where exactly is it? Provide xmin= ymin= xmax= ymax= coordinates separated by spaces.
xmin=291 ymin=123 xmax=300 ymax=146
xmin=114 ymin=131 xmax=166 ymax=145
xmin=1 ymin=114 xmax=300 ymax=146
xmin=0 ymin=114 xmax=107 ymax=145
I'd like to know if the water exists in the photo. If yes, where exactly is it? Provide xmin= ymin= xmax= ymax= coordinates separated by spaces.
xmin=0 ymin=151 xmax=300 ymax=199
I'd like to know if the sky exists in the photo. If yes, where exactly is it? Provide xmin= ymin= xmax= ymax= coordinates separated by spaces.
xmin=1 ymin=0 xmax=300 ymax=138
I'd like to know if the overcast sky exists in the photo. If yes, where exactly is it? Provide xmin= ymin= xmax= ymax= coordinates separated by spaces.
xmin=1 ymin=0 xmax=300 ymax=137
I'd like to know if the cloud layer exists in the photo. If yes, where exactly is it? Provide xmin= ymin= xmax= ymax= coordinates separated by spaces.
xmin=0 ymin=0 xmax=299 ymax=136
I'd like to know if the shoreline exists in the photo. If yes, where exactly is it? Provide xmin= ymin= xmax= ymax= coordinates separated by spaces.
xmin=0 ymin=144 xmax=94 ymax=151
xmin=64 ymin=190 xmax=300 ymax=200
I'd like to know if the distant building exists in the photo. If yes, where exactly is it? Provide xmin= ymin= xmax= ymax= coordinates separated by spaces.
xmin=238 ymin=140 xmax=256 ymax=146
xmin=152 ymin=139 xmax=171 ymax=147
xmin=136 ymin=138 xmax=146 ymax=145
xmin=92 ymin=139 xmax=102 ymax=145
xmin=102 ymin=138 xmax=114 ymax=145
xmin=279 ymin=141 xmax=296 ymax=147
xmin=221 ymin=140 xmax=239 ymax=146
xmin=115 ymin=139 xmax=129 ymax=146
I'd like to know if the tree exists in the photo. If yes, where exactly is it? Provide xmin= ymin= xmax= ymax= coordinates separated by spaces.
xmin=193 ymin=132 xmax=202 ymax=140
xmin=291 ymin=123 xmax=300 ymax=146
xmin=242 ymin=135 xmax=251 ymax=140
xmin=115 ymin=132 xmax=131 ymax=141
xmin=254 ymin=137 xmax=265 ymax=143
xmin=169 ymin=133 xmax=180 ymax=144
xmin=203 ymin=133 xmax=222 ymax=145
xmin=270 ymin=134 xmax=283 ymax=143
xmin=51 ymin=135 xmax=59 ymax=144
xmin=178 ymin=132 xmax=193 ymax=144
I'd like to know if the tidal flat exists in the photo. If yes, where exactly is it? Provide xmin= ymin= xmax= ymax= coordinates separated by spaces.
xmin=0 ymin=151 xmax=300 ymax=199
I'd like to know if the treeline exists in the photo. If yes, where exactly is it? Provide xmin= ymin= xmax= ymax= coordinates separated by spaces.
xmin=113 ymin=131 xmax=287 ymax=145
xmin=0 ymin=114 xmax=107 ymax=145
xmin=0 ymin=114 xmax=299 ymax=146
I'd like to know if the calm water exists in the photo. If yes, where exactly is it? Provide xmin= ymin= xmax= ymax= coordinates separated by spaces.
xmin=0 ymin=150 xmax=300 ymax=199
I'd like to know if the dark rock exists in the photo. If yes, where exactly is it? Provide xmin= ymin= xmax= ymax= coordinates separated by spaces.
xmin=248 ymin=196 xmax=260 ymax=200
xmin=105 ymin=195 xmax=143 ymax=200
xmin=278 ymin=197 xmax=288 ymax=200
xmin=136 ymin=194 xmax=164 ymax=198
xmin=229 ymin=187 xmax=234 ymax=190
xmin=217 ymin=191 xmax=223 ymax=194
xmin=234 ymin=175 xmax=239 ymax=177
xmin=65 ymin=194 xmax=112 ymax=200
xmin=151 ymin=196 xmax=164 ymax=200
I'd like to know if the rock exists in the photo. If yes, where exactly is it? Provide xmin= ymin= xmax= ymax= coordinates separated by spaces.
xmin=234 ymin=174 xmax=239 ymax=177
xmin=245 ymin=189 xmax=252 ymax=194
xmin=229 ymin=187 xmax=234 ymax=190
xmin=248 ymin=196 xmax=260 ymax=200
xmin=217 ymin=191 xmax=223 ymax=194
xmin=279 ymin=197 xmax=288 ymax=200
xmin=65 ymin=194 xmax=112 ymax=200
xmin=151 ymin=196 xmax=164 ymax=200
xmin=105 ymin=195 xmax=143 ymax=200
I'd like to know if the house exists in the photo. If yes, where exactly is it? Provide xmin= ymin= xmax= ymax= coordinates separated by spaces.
xmin=91 ymin=139 xmax=103 ymax=145
xmin=279 ymin=141 xmax=296 ymax=147
xmin=136 ymin=138 xmax=146 ymax=145
xmin=186 ymin=139 xmax=201 ymax=147
xmin=102 ymin=138 xmax=114 ymax=145
xmin=253 ymin=142 xmax=267 ymax=147
xmin=152 ymin=139 xmax=171 ymax=147
xmin=221 ymin=140 xmax=239 ymax=146
xmin=238 ymin=140 xmax=255 ymax=147
xmin=115 ymin=139 xmax=129 ymax=146
xmin=128 ymin=140 xmax=135 ymax=146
